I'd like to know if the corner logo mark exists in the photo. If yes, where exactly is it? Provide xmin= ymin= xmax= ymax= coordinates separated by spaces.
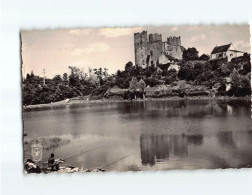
xmin=31 ymin=142 xmax=42 ymax=162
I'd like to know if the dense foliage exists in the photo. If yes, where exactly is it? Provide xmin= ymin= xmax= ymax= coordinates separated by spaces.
xmin=22 ymin=67 xmax=111 ymax=105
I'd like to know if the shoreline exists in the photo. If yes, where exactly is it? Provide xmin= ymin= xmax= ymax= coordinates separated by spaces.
xmin=23 ymin=96 xmax=251 ymax=110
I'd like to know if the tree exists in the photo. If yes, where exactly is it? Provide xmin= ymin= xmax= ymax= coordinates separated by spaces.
xmin=68 ymin=66 xmax=81 ymax=87
xmin=133 ymin=64 xmax=143 ymax=77
xmin=145 ymin=69 xmax=152 ymax=77
xmin=229 ymin=71 xmax=240 ymax=96
xmin=178 ymin=64 xmax=194 ymax=81
xmin=52 ymin=75 xmax=62 ymax=85
xmin=103 ymin=68 xmax=108 ymax=77
xmin=211 ymin=59 xmax=223 ymax=71
xmin=63 ymin=73 xmax=68 ymax=83
xmin=182 ymin=47 xmax=199 ymax=61
xmin=139 ymin=79 xmax=146 ymax=99
xmin=220 ymin=65 xmax=231 ymax=77
xmin=117 ymin=70 xmax=122 ymax=77
xmin=240 ymin=76 xmax=251 ymax=96
xmin=193 ymin=63 xmax=204 ymax=82
xmin=26 ymin=73 xmax=31 ymax=80
xmin=125 ymin=61 xmax=134 ymax=72
xmin=88 ymin=67 xmax=92 ymax=77
xmin=30 ymin=70 xmax=34 ymax=78
xmin=150 ymin=63 xmax=156 ymax=74
xmin=93 ymin=67 xmax=106 ymax=87
xmin=129 ymin=77 xmax=139 ymax=99
xmin=241 ymin=61 xmax=251 ymax=75
xmin=229 ymin=71 xmax=251 ymax=96
xmin=243 ymin=52 xmax=250 ymax=60
xmin=80 ymin=68 xmax=87 ymax=80
xmin=199 ymin=54 xmax=210 ymax=61
xmin=164 ymin=69 xmax=177 ymax=84
xmin=144 ymin=78 xmax=159 ymax=87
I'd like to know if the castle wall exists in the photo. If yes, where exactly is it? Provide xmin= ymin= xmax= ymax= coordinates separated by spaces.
xmin=147 ymin=41 xmax=163 ymax=66
xmin=163 ymin=42 xmax=175 ymax=51
xmin=166 ymin=46 xmax=184 ymax=60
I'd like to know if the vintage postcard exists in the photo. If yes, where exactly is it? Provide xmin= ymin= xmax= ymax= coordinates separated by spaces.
xmin=21 ymin=25 xmax=251 ymax=173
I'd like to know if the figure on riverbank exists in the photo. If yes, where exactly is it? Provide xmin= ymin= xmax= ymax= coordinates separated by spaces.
xmin=48 ymin=153 xmax=59 ymax=171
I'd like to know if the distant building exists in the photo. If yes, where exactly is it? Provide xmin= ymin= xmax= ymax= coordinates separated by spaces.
xmin=134 ymin=31 xmax=185 ymax=68
xmin=210 ymin=43 xmax=245 ymax=62
xmin=168 ymin=64 xmax=180 ymax=72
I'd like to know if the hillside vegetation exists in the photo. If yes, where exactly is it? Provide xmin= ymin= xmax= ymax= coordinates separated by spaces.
xmin=22 ymin=49 xmax=251 ymax=105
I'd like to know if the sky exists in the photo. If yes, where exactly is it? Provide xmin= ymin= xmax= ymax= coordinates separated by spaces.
xmin=21 ymin=25 xmax=250 ymax=78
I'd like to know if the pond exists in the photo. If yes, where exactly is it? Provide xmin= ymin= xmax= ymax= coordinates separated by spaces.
xmin=23 ymin=99 xmax=252 ymax=171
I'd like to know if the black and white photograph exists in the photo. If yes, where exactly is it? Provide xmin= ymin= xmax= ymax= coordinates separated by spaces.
xmin=21 ymin=25 xmax=251 ymax=174
xmin=1 ymin=0 xmax=252 ymax=194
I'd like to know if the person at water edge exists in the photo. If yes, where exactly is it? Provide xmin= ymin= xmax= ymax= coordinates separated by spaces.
xmin=48 ymin=153 xmax=59 ymax=171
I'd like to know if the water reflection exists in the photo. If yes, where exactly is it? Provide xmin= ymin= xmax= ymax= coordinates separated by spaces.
xmin=186 ymin=135 xmax=203 ymax=145
xmin=217 ymin=131 xmax=236 ymax=148
xmin=118 ymin=99 xmax=250 ymax=120
xmin=140 ymin=134 xmax=204 ymax=166
xmin=23 ymin=99 xmax=252 ymax=170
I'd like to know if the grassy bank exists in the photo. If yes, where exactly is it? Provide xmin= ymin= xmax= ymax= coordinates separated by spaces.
xmin=23 ymin=95 xmax=251 ymax=110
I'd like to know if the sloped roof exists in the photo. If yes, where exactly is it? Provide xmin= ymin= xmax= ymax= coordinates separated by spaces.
xmin=164 ymin=54 xmax=176 ymax=61
xmin=228 ymin=50 xmax=245 ymax=53
xmin=158 ymin=53 xmax=170 ymax=65
xmin=211 ymin=44 xmax=231 ymax=54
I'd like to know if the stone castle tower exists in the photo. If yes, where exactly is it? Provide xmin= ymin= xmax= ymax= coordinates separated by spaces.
xmin=134 ymin=31 xmax=184 ymax=67
xmin=134 ymin=31 xmax=148 ymax=66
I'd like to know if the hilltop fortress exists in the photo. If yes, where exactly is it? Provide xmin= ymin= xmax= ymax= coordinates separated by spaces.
xmin=134 ymin=31 xmax=185 ymax=67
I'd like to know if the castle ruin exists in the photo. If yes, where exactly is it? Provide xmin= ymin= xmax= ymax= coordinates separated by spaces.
xmin=134 ymin=31 xmax=184 ymax=67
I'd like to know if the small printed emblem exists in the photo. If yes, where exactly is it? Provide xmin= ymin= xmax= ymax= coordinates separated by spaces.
xmin=31 ymin=142 xmax=42 ymax=162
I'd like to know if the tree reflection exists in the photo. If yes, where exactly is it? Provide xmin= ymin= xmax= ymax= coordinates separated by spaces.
xmin=140 ymin=134 xmax=190 ymax=166
xmin=119 ymin=100 xmax=250 ymax=121
xmin=140 ymin=135 xmax=156 ymax=166
xmin=185 ymin=134 xmax=203 ymax=145
xmin=217 ymin=131 xmax=236 ymax=148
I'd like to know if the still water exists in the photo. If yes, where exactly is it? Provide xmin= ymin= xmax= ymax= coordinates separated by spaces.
xmin=23 ymin=99 xmax=252 ymax=171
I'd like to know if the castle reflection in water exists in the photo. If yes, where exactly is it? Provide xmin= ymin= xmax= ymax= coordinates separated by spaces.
xmin=140 ymin=134 xmax=203 ymax=166
xmin=135 ymin=99 xmax=251 ymax=167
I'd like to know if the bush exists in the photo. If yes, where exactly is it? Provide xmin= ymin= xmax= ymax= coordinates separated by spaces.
xmin=216 ymin=91 xmax=227 ymax=96
xmin=144 ymin=78 xmax=160 ymax=87
xmin=123 ymin=91 xmax=133 ymax=100
xmin=187 ymin=91 xmax=209 ymax=96
xmin=179 ymin=91 xmax=185 ymax=97
xmin=218 ymin=84 xmax=226 ymax=91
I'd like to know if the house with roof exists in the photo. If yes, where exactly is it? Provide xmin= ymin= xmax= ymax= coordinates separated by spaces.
xmin=210 ymin=43 xmax=245 ymax=62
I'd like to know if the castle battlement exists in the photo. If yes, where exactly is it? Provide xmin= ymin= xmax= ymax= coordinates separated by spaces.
xmin=149 ymin=33 xmax=162 ymax=42
xmin=167 ymin=36 xmax=181 ymax=46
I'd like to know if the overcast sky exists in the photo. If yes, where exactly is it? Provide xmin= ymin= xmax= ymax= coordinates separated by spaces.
xmin=21 ymin=25 xmax=250 ymax=78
